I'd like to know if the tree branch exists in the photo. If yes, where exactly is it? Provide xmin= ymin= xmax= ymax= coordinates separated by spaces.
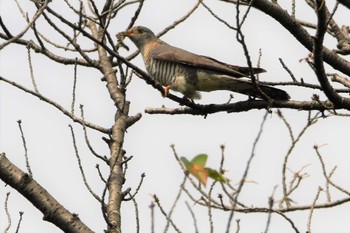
xmin=144 ymin=99 xmax=334 ymax=115
xmin=313 ymin=0 xmax=350 ymax=110
xmin=0 ymin=76 xmax=110 ymax=133
xmin=223 ymin=0 xmax=350 ymax=77
xmin=0 ymin=153 xmax=94 ymax=233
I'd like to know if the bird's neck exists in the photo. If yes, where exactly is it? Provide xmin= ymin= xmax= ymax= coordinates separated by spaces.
xmin=141 ymin=39 xmax=163 ymax=58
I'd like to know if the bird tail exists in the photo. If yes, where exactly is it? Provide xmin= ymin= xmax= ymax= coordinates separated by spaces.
xmin=251 ymin=83 xmax=290 ymax=100
xmin=197 ymin=74 xmax=290 ymax=100
xmin=226 ymin=79 xmax=290 ymax=100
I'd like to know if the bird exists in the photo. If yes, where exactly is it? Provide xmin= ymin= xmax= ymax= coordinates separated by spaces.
xmin=121 ymin=26 xmax=290 ymax=101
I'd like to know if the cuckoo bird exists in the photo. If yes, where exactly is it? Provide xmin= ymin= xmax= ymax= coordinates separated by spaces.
xmin=121 ymin=26 xmax=290 ymax=101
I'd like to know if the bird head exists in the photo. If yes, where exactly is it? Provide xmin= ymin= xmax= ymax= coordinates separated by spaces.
xmin=122 ymin=26 xmax=157 ymax=50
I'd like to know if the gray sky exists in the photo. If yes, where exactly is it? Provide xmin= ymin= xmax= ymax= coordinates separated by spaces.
xmin=1 ymin=0 xmax=349 ymax=232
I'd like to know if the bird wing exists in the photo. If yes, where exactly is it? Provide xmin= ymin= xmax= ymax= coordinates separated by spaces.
xmin=150 ymin=42 xmax=265 ymax=77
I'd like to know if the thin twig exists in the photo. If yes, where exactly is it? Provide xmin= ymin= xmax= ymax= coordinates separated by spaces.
xmin=314 ymin=145 xmax=350 ymax=196
xmin=71 ymin=58 xmax=78 ymax=115
xmin=235 ymin=219 xmax=240 ymax=233
xmin=0 ymin=0 xmax=49 ymax=50
xmin=219 ymin=144 xmax=226 ymax=174
xmin=281 ymin=112 xmax=319 ymax=208
xmin=153 ymin=195 xmax=182 ymax=233
xmin=126 ymin=0 xmax=202 ymax=61
xmin=127 ymin=0 xmax=144 ymax=29
xmin=150 ymin=202 xmax=155 ymax=233
xmin=27 ymin=46 xmax=39 ymax=93
xmin=226 ymin=111 xmax=269 ymax=232
xmin=276 ymin=110 xmax=295 ymax=143
xmin=95 ymin=164 xmax=107 ymax=183
xmin=15 ymin=212 xmax=24 ymax=233
xmin=128 ymin=192 xmax=140 ymax=233
xmin=43 ymin=9 xmax=96 ymax=67
xmin=164 ymin=176 xmax=187 ymax=232
xmin=208 ymin=181 xmax=217 ymax=233
xmin=235 ymin=0 xmax=270 ymax=101
xmin=4 ymin=192 xmax=11 ymax=233
xmin=307 ymin=187 xmax=323 ymax=233
xmin=279 ymin=58 xmax=297 ymax=82
xmin=264 ymin=186 xmax=277 ymax=233
xmin=124 ymin=173 xmax=146 ymax=201
xmin=80 ymin=105 xmax=108 ymax=162
xmin=201 ymin=1 xmax=236 ymax=30
xmin=17 ymin=120 xmax=33 ymax=177
xmin=274 ymin=211 xmax=300 ymax=233
xmin=185 ymin=201 xmax=199 ymax=233
xmin=0 ymin=76 xmax=110 ymax=133
xmin=68 ymin=124 xmax=102 ymax=203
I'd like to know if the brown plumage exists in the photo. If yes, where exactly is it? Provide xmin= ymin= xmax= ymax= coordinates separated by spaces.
xmin=121 ymin=26 xmax=290 ymax=100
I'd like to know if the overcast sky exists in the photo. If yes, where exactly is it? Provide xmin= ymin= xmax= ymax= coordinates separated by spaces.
xmin=1 ymin=1 xmax=349 ymax=232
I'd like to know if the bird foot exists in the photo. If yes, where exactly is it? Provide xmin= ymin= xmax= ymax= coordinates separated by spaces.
xmin=162 ymin=86 xmax=170 ymax=97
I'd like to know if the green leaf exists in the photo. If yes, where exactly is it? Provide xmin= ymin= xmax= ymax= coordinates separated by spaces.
xmin=190 ymin=165 xmax=209 ymax=186
xmin=206 ymin=168 xmax=228 ymax=183
xmin=181 ymin=155 xmax=209 ymax=186
xmin=180 ymin=154 xmax=227 ymax=186
xmin=180 ymin=157 xmax=191 ymax=170
xmin=191 ymin=154 xmax=208 ymax=168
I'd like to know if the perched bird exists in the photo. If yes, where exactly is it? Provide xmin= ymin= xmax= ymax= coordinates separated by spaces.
xmin=121 ymin=26 xmax=290 ymax=101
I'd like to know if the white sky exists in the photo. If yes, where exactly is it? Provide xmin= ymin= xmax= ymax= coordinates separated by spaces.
xmin=1 ymin=0 xmax=350 ymax=232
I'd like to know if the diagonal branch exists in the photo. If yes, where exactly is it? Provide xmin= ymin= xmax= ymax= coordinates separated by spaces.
xmin=0 ymin=76 xmax=110 ymax=133
xmin=313 ymin=0 xmax=350 ymax=110
xmin=0 ymin=0 xmax=49 ymax=50
xmin=223 ymin=0 xmax=350 ymax=77
xmin=337 ymin=0 xmax=350 ymax=9
xmin=0 ymin=153 xmax=94 ymax=233
xmin=144 ymin=99 xmax=334 ymax=115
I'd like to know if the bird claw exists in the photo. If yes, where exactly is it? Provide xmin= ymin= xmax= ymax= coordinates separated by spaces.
xmin=162 ymin=86 xmax=170 ymax=97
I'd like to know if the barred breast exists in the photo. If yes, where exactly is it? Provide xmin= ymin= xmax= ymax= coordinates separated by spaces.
xmin=146 ymin=58 xmax=185 ymax=86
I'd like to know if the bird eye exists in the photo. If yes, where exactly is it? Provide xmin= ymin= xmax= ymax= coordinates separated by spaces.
xmin=136 ymin=28 xmax=144 ymax=34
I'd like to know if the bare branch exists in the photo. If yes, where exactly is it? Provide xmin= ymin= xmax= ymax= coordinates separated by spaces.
xmin=15 ymin=212 xmax=24 ymax=233
xmin=330 ymin=73 xmax=350 ymax=89
xmin=314 ymin=145 xmax=350 ymax=196
xmin=224 ymin=0 xmax=350 ymax=77
xmin=201 ymin=1 xmax=236 ymax=30
xmin=307 ymin=187 xmax=323 ymax=233
xmin=0 ymin=76 xmax=110 ymax=133
xmin=263 ymin=186 xmax=277 ymax=233
xmin=80 ymin=105 xmax=108 ymax=162
xmin=149 ymin=202 xmax=155 ymax=233
xmin=0 ymin=153 xmax=94 ymax=232
xmin=17 ymin=120 xmax=33 ymax=177
xmin=145 ymin=99 xmax=335 ymax=115
xmin=123 ymin=173 xmax=146 ymax=201
xmin=281 ymin=112 xmax=319 ymax=208
xmin=164 ymin=176 xmax=187 ymax=232
xmin=69 ymin=125 xmax=102 ymax=203
xmin=226 ymin=111 xmax=269 ymax=232
xmin=127 ymin=0 xmax=144 ymax=29
xmin=279 ymin=58 xmax=297 ymax=82
xmin=71 ymin=59 xmax=78 ymax=115
xmin=4 ymin=192 xmax=11 ymax=233
xmin=153 ymin=195 xmax=182 ymax=233
xmin=27 ymin=46 xmax=40 ymax=93
xmin=128 ymin=192 xmax=140 ymax=233
xmin=313 ymin=0 xmax=350 ymax=109
xmin=185 ymin=201 xmax=199 ymax=233
xmin=0 ymin=0 xmax=49 ymax=50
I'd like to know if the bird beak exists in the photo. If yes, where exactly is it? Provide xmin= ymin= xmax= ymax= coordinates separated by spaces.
xmin=122 ymin=29 xmax=134 ymax=37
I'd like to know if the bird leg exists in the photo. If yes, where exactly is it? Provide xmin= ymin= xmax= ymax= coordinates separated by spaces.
xmin=163 ymin=85 xmax=171 ymax=97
